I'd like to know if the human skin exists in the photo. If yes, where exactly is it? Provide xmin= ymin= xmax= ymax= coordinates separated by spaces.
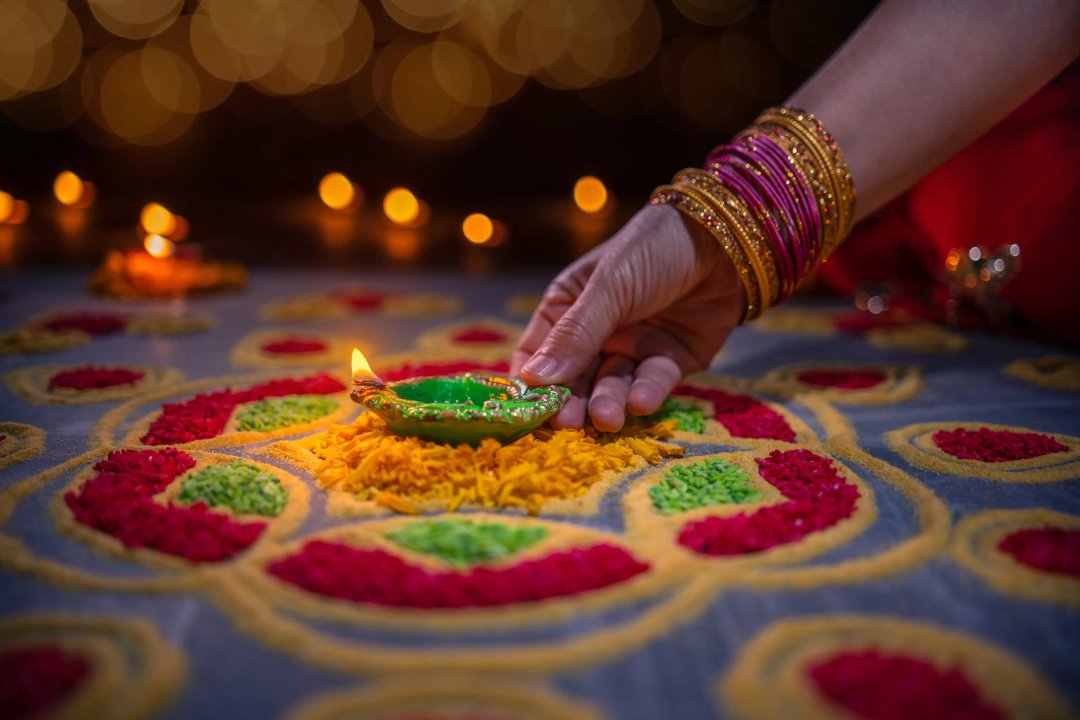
xmin=512 ymin=0 xmax=1080 ymax=432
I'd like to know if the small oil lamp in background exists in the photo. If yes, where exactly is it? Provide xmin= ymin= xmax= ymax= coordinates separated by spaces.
xmin=319 ymin=172 xmax=363 ymax=213
xmin=0 ymin=191 xmax=30 ymax=225
xmin=54 ymin=171 xmax=96 ymax=208
xmin=349 ymin=347 xmax=569 ymax=446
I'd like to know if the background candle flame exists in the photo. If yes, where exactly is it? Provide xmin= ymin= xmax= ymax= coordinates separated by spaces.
xmin=351 ymin=347 xmax=380 ymax=382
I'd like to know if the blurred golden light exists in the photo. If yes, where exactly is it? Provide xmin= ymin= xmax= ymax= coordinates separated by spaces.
xmin=574 ymin=176 xmax=608 ymax=213
xmin=88 ymin=0 xmax=182 ymax=40
xmin=945 ymin=249 xmax=961 ymax=271
xmin=0 ymin=192 xmax=14 ymax=223
xmin=144 ymin=233 xmax=175 ymax=259
xmin=53 ymin=171 xmax=84 ymax=206
xmin=319 ymin=172 xmax=357 ymax=211
xmin=141 ymin=203 xmax=177 ymax=236
xmin=673 ymin=0 xmax=756 ymax=27
xmin=462 ymin=213 xmax=494 ymax=244
xmin=96 ymin=49 xmax=195 ymax=145
xmin=383 ymin=187 xmax=420 ymax=226
xmin=389 ymin=43 xmax=485 ymax=140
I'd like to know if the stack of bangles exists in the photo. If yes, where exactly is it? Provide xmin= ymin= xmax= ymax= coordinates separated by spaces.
xmin=650 ymin=106 xmax=855 ymax=322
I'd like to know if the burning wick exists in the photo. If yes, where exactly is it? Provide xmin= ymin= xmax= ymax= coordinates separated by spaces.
xmin=350 ymin=347 xmax=385 ymax=402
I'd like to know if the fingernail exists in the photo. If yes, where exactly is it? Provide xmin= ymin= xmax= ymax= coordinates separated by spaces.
xmin=522 ymin=353 xmax=558 ymax=380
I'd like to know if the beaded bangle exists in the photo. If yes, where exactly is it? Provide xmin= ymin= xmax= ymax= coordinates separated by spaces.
xmin=673 ymin=173 xmax=779 ymax=314
xmin=760 ymin=106 xmax=855 ymax=241
xmin=652 ymin=105 xmax=854 ymax=322
xmin=649 ymin=187 xmax=762 ymax=321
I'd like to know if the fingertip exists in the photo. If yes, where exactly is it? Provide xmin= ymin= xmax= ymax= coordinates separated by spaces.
xmin=551 ymin=397 xmax=587 ymax=429
xmin=627 ymin=381 xmax=665 ymax=416
xmin=589 ymin=397 xmax=625 ymax=433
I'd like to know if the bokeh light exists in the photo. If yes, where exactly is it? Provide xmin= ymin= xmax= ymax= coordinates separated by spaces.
xmin=53 ymin=171 xmax=85 ymax=206
xmin=573 ymin=176 xmax=609 ymax=214
xmin=144 ymin=233 xmax=175 ymax=259
xmin=461 ymin=213 xmax=494 ymax=244
xmin=319 ymin=172 xmax=358 ymax=211
xmin=0 ymin=192 xmax=14 ymax=223
xmin=383 ymin=187 xmax=420 ymax=225
xmin=140 ymin=203 xmax=177 ymax=236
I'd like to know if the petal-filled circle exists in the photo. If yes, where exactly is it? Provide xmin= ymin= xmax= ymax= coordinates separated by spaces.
xmin=230 ymin=330 xmax=356 ymax=369
xmin=102 ymin=372 xmax=352 ymax=450
xmin=232 ymin=515 xmax=682 ymax=631
xmin=721 ymin=616 xmax=1071 ymax=720
xmin=0 ymin=613 xmax=183 ymax=720
xmin=5 ymin=364 xmax=184 ymax=405
xmin=259 ymin=287 xmax=462 ymax=321
xmin=416 ymin=317 xmax=524 ymax=352
xmin=624 ymin=449 xmax=876 ymax=572
xmin=952 ymin=509 xmax=1080 ymax=606
xmin=658 ymin=376 xmax=816 ymax=444
xmin=760 ymin=363 xmax=922 ymax=404
xmin=886 ymin=422 xmax=1080 ymax=482
xmin=55 ymin=448 xmax=309 ymax=569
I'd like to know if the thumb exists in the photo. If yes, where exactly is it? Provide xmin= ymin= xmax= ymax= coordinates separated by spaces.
xmin=520 ymin=280 xmax=621 ymax=386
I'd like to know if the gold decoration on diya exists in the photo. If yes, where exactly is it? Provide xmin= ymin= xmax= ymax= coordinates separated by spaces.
xmin=349 ymin=347 xmax=570 ymax=446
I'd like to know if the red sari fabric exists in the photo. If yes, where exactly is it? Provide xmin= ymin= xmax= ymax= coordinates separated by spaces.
xmin=818 ymin=64 xmax=1080 ymax=344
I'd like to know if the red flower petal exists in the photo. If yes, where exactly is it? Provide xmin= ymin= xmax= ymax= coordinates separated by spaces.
xmin=268 ymin=541 xmax=648 ymax=608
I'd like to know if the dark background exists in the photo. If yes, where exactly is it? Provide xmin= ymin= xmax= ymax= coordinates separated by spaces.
xmin=0 ymin=1 xmax=874 ymax=270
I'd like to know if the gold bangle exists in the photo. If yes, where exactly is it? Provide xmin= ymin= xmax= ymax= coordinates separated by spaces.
xmin=673 ymin=173 xmax=780 ymax=313
xmin=764 ymin=107 xmax=855 ymax=239
xmin=676 ymin=168 xmax=792 ymax=303
xmin=649 ymin=186 xmax=761 ymax=321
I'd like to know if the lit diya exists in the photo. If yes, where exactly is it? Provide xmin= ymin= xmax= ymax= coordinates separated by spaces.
xmin=349 ymin=348 xmax=569 ymax=446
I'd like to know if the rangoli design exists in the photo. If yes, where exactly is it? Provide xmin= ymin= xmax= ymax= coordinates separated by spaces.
xmin=952 ymin=509 xmax=1080 ymax=607
xmin=720 ymin=616 xmax=1072 ymax=720
xmin=282 ymin=678 xmax=602 ymax=720
xmin=4 ymin=364 xmax=185 ymax=405
xmin=3 ymin=283 xmax=1076 ymax=716
xmin=230 ymin=330 xmax=357 ymax=369
xmin=0 ymin=422 xmax=46 ymax=471
xmin=260 ymin=287 xmax=463 ymax=321
xmin=0 ymin=311 xmax=213 ymax=355
xmin=0 ymin=613 xmax=183 ymax=720
xmin=415 ymin=317 xmax=524 ymax=353
xmin=92 ymin=372 xmax=352 ymax=450
xmin=885 ymin=421 xmax=1080 ymax=482
xmin=752 ymin=307 xmax=967 ymax=352
xmin=759 ymin=363 xmax=922 ymax=404
xmin=1004 ymin=355 xmax=1080 ymax=392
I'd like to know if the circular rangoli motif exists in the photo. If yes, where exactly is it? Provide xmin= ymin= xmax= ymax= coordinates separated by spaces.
xmin=885 ymin=422 xmax=1080 ymax=482
xmin=55 ymin=449 xmax=309 ymax=570
xmin=720 ymin=616 xmax=1071 ymax=720
xmin=1004 ymin=355 xmax=1080 ymax=392
xmin=951 ymin=509 xmax=1080 ymax=607
xmin=230 ymin=330 xmax=356 ymax=369
xmin=0 ymin=613 xmax=183 ymax=720
xmin=759 ymin=363 xmax=921 ymax=404
xmin=624 ymin=449 xmax=875 ymax=572
xmin=99 ymin=372 xmax=352 ymax=450
xmin=5 ymin=365 xmax=184 ymax=405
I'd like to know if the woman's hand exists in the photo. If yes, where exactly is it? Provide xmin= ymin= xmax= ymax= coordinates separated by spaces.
xmin=512 ymin=203 xmax=745 ymax=432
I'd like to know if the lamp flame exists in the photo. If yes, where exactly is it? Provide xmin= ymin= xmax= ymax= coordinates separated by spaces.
xmin=351 ymin=347 xmax=382 ymax=385
xmin=144 ymin=233 xmax=174 ymax=259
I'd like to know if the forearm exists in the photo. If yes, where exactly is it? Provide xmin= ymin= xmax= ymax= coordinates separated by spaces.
xmin=789 ymin=0 xmax=1080 ymax=221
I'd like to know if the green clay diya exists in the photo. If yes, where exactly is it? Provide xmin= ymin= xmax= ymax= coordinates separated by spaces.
xmin=350 ymin=349 xmax=569 ymax=446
